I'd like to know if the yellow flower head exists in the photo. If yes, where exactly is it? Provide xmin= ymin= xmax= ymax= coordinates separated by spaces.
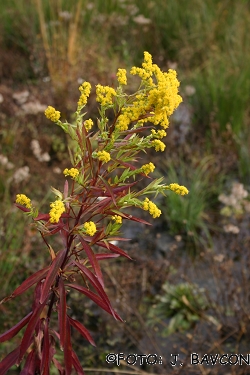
xmin=78 ymin=82 xmax=91 ymax=107
xmin=63 ymin=168 xmax=79 ymax=179
xmin=143 ymin=197 xmax=161 ymax=218
xmin=112 ymin=215 xmax=123 ymax=224
xmin=117 ymin=68 xmax=127 ymax=85
xmin=96 ymin=150 xmax=111 ymax=163
xmin=16 ymin=194 xmax=32 ymax=209
xmin=151 ymin=129 xmax=167 ymax=139
xmin=84 ymin=119 xmax=94 ymax=132
xmin=115 ymin=113 xmax=130 ymax=131
xmin=45 ymin=106 xmax=61 ymax=122
xmin=83 ymin=221 xmax=97 ymax=236
xmin=152 ymin=140 xmax=166 ymax=152
xmin=168 ymin=183 xmax=189 ymax=196
xmin=96 ymin=84 xmax=116 ymax=106
xmin=49 ymin=200 xmax=65 ymax=223
xmin=141 ymin=162 xmax=155 ymax=175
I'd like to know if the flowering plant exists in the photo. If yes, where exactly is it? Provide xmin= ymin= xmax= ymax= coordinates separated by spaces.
xmin=0 ymin=52 xmax=188 ymax=374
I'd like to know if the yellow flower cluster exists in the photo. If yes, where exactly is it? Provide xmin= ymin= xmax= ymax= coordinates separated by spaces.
xmin=96 ymin=150 xmax=111 ymax=163
xmin=96 ymin=84 xmax=116 ymax=106
xmin=130 ymin=52 xmax=182 ymax=129
xmin=63 ymin=168 xmax=79 ymax=179
xmin=84 ymin=119 xmax=94 ymax=132
xmin=49 ymin=200 xmax=65 ymax=223
xmin=117 ymin=68 xmax=127 ymax=85
xmin=78 ymin=82 xmax=91 ymax=107
xmin=143 ymin=197 xmax=161 ymax=218
xmin=83 ymin=221 xmax=97 ymax=236
xmin=141 ymin=162 xmax=155 ymax=175
xmin=44 ymin=106 xmax=61 ymax=122
xmin=168 ymin=183 xmax=189 ymax=196
xmin=130 ymin=51 xmax=153 ymax=81
xmin=151 ymin=140 xmax=166 ymax=152
xmin=16 ymin=194 xmax=32 ymax=209
xmin=151 ymin=129 xmax=167 ymax=139
xmin=112 ymin=215 xmax=122 ymax=224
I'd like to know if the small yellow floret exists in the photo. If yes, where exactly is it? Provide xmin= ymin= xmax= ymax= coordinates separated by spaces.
xmin=96 ymin=84 xmax=116 ymax=106
xmin=84 ymin=119 xmax=94 ymax=132
xmin=83 ymin=221 xmax=97 ymax=236
xmin=78 ymin=82 xmax=91 ymax=107
xmin=96 ymin=150 xmax=111 ymax=163
xmin=45 ymin=106 xmax=61 ymax=122
xmin=141 ymin=162 xmax=155 ymax=175
xmin=117 ymin=68 xmax=127 ymax=85
xmin=112 ymin=215 xmax=123 ymax=224
xmin=143 ymin=197 xmax=161 ymax=218
xmin=63 ymin=168 xmax=79 ymax=179
xmin=152 ymin=140 xmax=166 ymax=152
xmin=49 ymin=200 xmax=65 ymax=223
xmin=168 ymin=183 xmax=189 ymax=196
xmin=16 ymin=194 xmax=32 ymax=209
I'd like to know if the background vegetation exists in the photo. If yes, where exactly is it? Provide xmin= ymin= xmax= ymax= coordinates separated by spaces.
xmin=1 ymin=1 xmax=250 ymax=374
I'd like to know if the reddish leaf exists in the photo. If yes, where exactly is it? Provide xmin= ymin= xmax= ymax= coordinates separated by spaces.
xmin=18 ymin=302 xmax=46 ymax=363
xmin=41 ymin=320 xmax=50 ymax=375
xmin=66 ymin=284 xmax=122 ymax=321
xmin=64 ymin=317 xmax=72 ymax=375
xmin=20 ymin=349 xmax=36 ymax=375
xmin=0 ymin=267 xmax=50 ymax=304
xmin=95 ymin=253 xmax=120 ymax=260
xmin=58 ymin=278 xmax=67 ymax=350
xmin=52 ymin=357 xmax=65 ymax=375
xmin=122 ymin=213 xmax=151 ymax=225
xmin=98 ymin=175 xmax=117 ymax=207
xmin=72 ymin=351 xmax=85 ymax=375
xmin=40 ymin=249 xmax=66 ymax=304
xmin=0 ymin=311 xmax=32 ymax=343
xmin=97 ymin=241 xmax=132 ymax=259
xmin=73 ymin=261 xmax=117 ymax=319
xmin=34 ymin=213 xmax=50 ymax=221
xmin=68 ymin=316 xmax=96 ymax=347
xmin=111 ymin=181 xmax=138 ymax=195
xmin=115 ymin=159 xmax=138 ymax=170
xmin=78 ymin=236 xmax=104 ymax=288
xmin=124 ymin=125 xmax=152 ymax=135
xmin=0 ymin=346 xmax=20 ymax=375
xmin=63 ymin=180 xmax=69 ymax=200
xmin=15 ymin=203 xmax=30 ymax=212
xmin=32 ymin=280 xmax=43 ymax=310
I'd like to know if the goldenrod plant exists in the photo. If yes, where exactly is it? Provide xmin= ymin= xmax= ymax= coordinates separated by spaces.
xmin=0 ymin=52 xmax=188 ymax=374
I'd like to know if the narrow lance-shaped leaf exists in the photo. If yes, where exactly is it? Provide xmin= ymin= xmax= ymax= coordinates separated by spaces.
xmin=0 ymin=311 xmax=32 ymax=343
xmin=95 ymin=253 xmax=120 ymax=261
xmin=20 ymin=350 xmax=36 ymax=375
xmin=18 ymin=301 xmax=46 ymax=364
xmin=0 ymin=267 xmax=50 ymax=304
xmin=15 ymin=203 xmax=30 ymax=213
xmin=58 ymin=278 xmax=67 ymax=351
xmin=73 ymin=261 xmax=117 ymax=319
xmin=40 ymin=249 xmax=66 ymax=304
xmin=72 ymin=351 xmax=85 ymax=375
xmin=97 ymin=241 xmax=132 ymax=260
xmin=68 ymin=315 xmax=96 ymax=347
xmin=78 ymin=236 xmax=104 ymax=288
xmin=64 ymin=317 xmax=72 ymax=375
xmin=40 ymin=319 xmax=50 ymax=375
xmin=52 ymin=357 xmax=65 ymax=375
xmin=98 ymin=175 xmax=117 ymax=207
xmin=66 ymin=283 xmax=122 ymax=321
xmin=54 ymin=361 xmax=65 ymax=375
xmin=0 ymin=346 xmax=20 ymax=375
